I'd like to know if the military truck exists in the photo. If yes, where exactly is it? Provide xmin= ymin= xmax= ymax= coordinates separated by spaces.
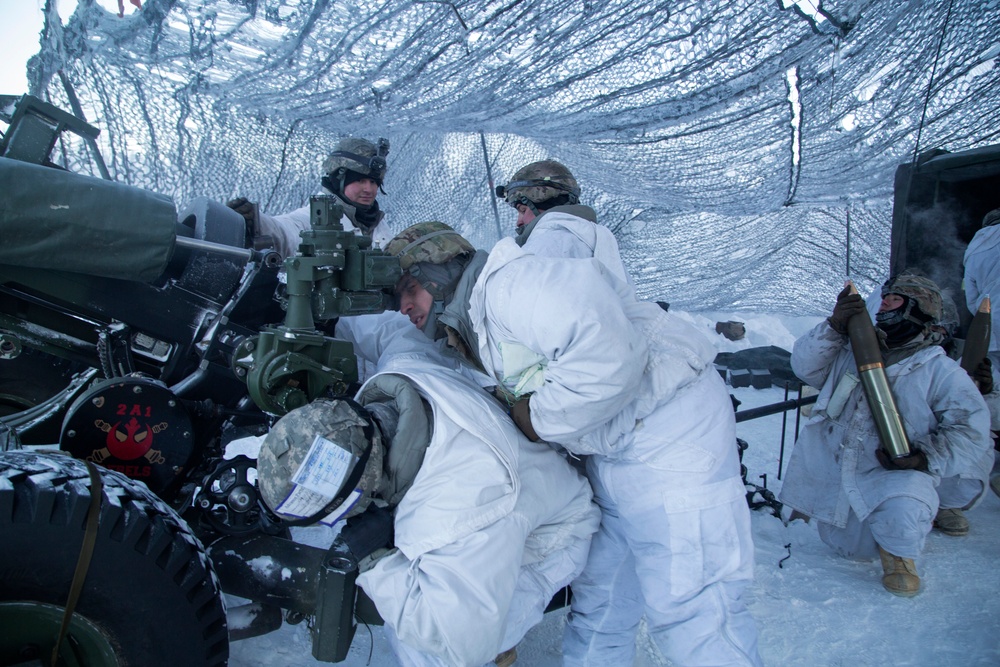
xmin=890 ymin=144 xmax=1000 ymax=333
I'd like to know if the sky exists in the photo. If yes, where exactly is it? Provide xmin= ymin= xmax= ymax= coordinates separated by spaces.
xmin=0 ymin=0 xmax=45 ymax=96
xmin=0 ymin=0 xmax=136 ymax=97
xmin=226 ymin=310 xmax=1000 ymax=667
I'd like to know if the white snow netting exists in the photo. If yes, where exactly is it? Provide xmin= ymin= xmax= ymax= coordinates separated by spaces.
xmin=17 ymin=0 xmax=1000 ymax=313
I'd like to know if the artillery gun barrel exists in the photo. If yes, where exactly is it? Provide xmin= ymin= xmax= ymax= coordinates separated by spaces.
xmin=173 ymin=234 xmax=256 ymax=261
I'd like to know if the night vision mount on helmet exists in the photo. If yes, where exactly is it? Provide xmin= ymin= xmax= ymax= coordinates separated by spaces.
xmin=495 ymin=160 xmax=581 ymax=213
xmin=322 ymin=137 xmax=390 ymax=186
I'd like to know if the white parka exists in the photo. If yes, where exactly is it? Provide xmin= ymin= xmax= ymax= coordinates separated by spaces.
xmin=463 ymin=238 xmax=760 ymax=665
xmin=468 ymin=238 xmax=719 ymax=456
xmin=257 ymin=187 xmax=391 ymax=259
xmin=963 ymin=222 xmax=1000 ymax=352
xmin=518 ymin=206 xmax=632 ymax=285
xmin=779 ymin=321 xmax=993 ymax=527
xmin=352 ymin=349 xmax=600 ymax=666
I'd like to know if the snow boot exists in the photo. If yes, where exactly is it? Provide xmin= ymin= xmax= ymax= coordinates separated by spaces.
xmin=933 ymin=507 xmax=969 ymax=536
xmin=494 ymin=647 xmax=517 ymax=667
xmin=878 ymin=546 xmax=920 ymax=597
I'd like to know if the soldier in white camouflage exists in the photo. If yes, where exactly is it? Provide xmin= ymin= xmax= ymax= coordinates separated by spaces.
xmin=228 ymin=136 xmax=392 ymax=258
xmin=496 ymin=159 xmax=631 ymax=284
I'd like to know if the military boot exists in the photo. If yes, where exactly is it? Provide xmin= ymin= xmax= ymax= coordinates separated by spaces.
xmin=878 ymin=546 xmax=920 ymax=597
xmin=494 ymin=647 xmax=517 ymax=667
xmin=933 ymin=507 xmax=969 ymax=536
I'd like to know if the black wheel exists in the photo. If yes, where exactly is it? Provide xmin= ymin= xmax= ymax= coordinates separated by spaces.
xmin=0 ymin=451 xmax=228 ymax=667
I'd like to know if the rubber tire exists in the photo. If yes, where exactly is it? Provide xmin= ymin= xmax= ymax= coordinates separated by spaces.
xmin=0 ymin=450 xmax=229 ymax=667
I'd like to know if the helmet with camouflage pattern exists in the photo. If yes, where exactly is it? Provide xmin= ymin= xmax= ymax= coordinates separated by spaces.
xmin=880 ymin=272 xmax=943 ymax=325
xmin=322 ymin=136 xmax=390 ymax=185
xmin=257 ymin=399 xmax=384 ymax=524
xmin=983 ymin=207 xmax=1000 ymax=228
xmin=384 ymin=221 xmax=476 ymax=272
xmin=496 ymin=160 xmax=580 ymax=212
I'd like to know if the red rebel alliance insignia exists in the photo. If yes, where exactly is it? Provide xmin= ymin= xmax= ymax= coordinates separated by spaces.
xmin=107 ymin=416 xmax=153 ymax=460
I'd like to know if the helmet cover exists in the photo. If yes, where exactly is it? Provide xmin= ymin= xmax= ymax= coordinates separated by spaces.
xmin=384 ymin=221 xmax=476 ymax=272
xmin=496 ymin=160 xmax=580 ymax=208
xmin=880 ymin=273 xmax=943 ymax=324
xmin=258 ymin=399 xmax=384 ymax=523
xmin=322 ymin=137 xmax=390 ymax=185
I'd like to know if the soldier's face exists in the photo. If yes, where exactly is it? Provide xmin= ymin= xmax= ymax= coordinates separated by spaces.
xmin=344 ymin=178 xmax=378 ymax=207
xmin=396 ymin=274 xmax=433 ymax=329
xmin=879 ymin=293 xmax=905 ymax=313
xmin=515 ymin=203 xmax=536 ymax=230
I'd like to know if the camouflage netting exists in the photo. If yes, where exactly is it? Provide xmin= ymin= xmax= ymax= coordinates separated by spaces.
xmin=16 ymin=0 xmax=1000 ymax=314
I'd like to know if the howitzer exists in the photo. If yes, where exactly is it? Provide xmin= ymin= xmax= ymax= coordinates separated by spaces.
xmin=0 ymin=94 xmax=401 ymax=665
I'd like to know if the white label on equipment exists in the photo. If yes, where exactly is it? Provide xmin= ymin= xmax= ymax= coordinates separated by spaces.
xmin=272 ymin=434 xmax=361 ymax=523
xmin=291 ymin=434 xmax=356 ymax=496
xmin=275 ymin=486 xmax=362 ymax=525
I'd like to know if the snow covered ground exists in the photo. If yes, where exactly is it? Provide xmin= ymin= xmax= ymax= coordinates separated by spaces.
xmin=227 ymin=310 xmax=1000 ymax=667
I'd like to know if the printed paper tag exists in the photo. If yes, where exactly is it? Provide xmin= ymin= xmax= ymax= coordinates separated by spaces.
xmin=273 ymin=434 xmax=360 ymax=524
xmin=292 ymin=434 xmax=355 ymax=496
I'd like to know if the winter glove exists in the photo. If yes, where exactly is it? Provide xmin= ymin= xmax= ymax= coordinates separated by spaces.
xmin=226 ymin=196 xmax=258 ymax=232
xmin=876 ymin=447 xmax=928 ymax=472
xmin=510 ymin=396 xmax=540 ymax=442
xmin=339 ymin=504 xmax=394 ymax=560
xmin=972 ymin=357 xmax=994 ymax=395
xmin=827 ymin=285 xmax=867 ymax=335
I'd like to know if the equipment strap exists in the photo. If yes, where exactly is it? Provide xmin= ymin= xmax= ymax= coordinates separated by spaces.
xmin=51 ymin=460 xmax=104 ymax=667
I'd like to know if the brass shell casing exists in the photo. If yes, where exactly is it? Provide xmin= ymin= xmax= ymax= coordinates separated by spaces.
xmin=845 ymin=282 xmax=911 ymax=458
xmin=961 ymin=296 xmax=991 ymax=376
xmin=857 ymin=364 xmax=912 ymax=459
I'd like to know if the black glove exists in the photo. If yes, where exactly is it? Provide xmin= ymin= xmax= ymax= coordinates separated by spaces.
xmin=876 ymin=447 xmax=928 ymax=472
xmin=510 ymin=396 xmax=540 ymax=442
xmin=226 ymin=197 xmax=257 ymax=226
xmin=339 ymin=504 xmax=394 ymax=559
xmin=827 ymin=285 xmax=867 ymax=335
xmin=973 ymin=357 xmax=994 ymax=395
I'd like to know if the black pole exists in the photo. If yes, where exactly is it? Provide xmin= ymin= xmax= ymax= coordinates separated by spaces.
xmin=479 ymin=131 xmax=504 ymax=241
xmin=793 ymin=383 xmax=805 ymax=440
xmin=777 ymin=382 xmax=790 ymax=479
xmin=734 ymin=393 xmax=817 ymax=423
xmin=846 ymin=207 xmax=851 ymax=277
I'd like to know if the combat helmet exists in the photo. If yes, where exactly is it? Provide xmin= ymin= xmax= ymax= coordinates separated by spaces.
xmin=385 ymin=222 xmax=477 ymax=338
xmin=495 ymin=160 xmax=581 ymax=214
xmin=877 ymin=272 xmax=943 ymax=341
xmin=385 ymin=221 xmax=476 ymax=272
xmin=257 ymin=398 xmax=384 ymax=525
xmin=982 ymin=207 xmax=1000 ymax=228
xmin=322 ymin=136 xmax=390 ymax=188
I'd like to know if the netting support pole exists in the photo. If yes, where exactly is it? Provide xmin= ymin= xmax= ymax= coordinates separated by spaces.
xmin=479 ymin=131 xmax=503 ymax=241
xmin=845 ymin=206 xmax=851 ymax=277
xmin=911 ymin=0 xmax=955 ymax=167
xmin=57 ymin=71 xmax=111 ymax=181
xmin=778 ymin=381 xmax=789 ymax=480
